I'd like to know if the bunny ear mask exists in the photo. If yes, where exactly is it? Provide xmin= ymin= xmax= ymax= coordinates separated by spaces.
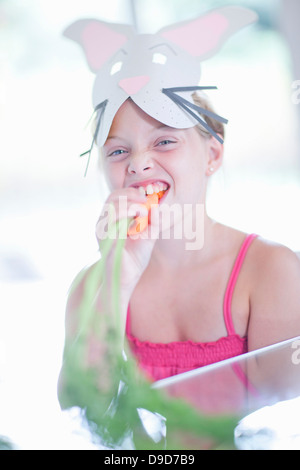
xmin=63 ymin=6 xmax=257 ymax=170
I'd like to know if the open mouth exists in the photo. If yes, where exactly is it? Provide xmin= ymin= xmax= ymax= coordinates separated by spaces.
xmin=135 ymin=181 xmax=170 ymax=202
xmin=127 ymin=181 xmax=170 ymax=236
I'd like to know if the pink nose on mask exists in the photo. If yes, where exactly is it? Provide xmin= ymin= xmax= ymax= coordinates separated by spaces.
xmin=118 ymin=75 xmax=150 ymax=95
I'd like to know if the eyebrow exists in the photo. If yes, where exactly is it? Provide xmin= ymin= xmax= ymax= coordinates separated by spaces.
xmin=104 ymin=124 xmax=181 ymax=144
xmin=155 ymin=124 xmax=181 ymax=133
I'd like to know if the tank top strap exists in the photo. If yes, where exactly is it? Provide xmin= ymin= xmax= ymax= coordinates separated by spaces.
xmin=223 ymin=233 xmax=258 ymax=336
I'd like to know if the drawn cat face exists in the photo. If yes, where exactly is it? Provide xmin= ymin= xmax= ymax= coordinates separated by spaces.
xmin=64 ymin=6 xmax=257 ymax=147
xmin=91 ymin=32 xmax=202 ymax=145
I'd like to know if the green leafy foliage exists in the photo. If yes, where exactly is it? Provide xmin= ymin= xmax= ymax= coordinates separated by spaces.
xmin=0 ymin=436 xmax=15 ymax=450
xmin=59 ymin=219 xmax=238 ymax=449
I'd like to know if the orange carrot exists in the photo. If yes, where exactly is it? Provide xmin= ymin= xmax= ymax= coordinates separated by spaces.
xmin=128 ymin=192 xmax=162 ymax=236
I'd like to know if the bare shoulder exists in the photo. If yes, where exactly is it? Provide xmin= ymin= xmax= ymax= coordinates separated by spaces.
xmin=214 ymin=225 xmax=300 ymax=278
xmin=249 ymin=236 xmax=300 ymax=282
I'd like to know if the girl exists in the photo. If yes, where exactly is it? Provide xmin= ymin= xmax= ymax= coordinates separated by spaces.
xmin=60 ymin=9 xmax=300 ymax=398
xmin=64 ymin=91 xmax=300 ymax=385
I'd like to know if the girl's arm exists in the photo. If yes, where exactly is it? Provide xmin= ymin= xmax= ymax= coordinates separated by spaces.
xmin=57 ymin=190 xmax=160 ymax=408
xmin=247 ymin=241 xmax=300 ymax=401
xmin=248 ymin=241 xmax=300 ymax=351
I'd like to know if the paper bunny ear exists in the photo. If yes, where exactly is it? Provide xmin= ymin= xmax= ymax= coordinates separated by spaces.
xmin=158 ymin=6 xmax=258 ymax=60
xmin=63 ymin=6 xmax=258 ymax=175
xmin=63 ymin=19 xmax=135 ymax=72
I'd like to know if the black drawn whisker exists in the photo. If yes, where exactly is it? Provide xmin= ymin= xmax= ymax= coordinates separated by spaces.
xmin=80 ymin=100 xmax=108 ymax=177
xmin=162 ymin=86 xmax=228 ymax=144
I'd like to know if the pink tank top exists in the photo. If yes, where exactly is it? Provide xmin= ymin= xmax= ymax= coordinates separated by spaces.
xmin=126 ymin=234 xmax=257 ymax=382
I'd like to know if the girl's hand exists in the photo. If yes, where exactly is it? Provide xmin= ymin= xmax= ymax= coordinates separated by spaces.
xmin=95 ymin=187 xmax=160 ymax=293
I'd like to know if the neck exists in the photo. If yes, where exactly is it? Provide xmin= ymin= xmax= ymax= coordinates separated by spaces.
xmin=150 ymin=211 xmax=218 ymax=270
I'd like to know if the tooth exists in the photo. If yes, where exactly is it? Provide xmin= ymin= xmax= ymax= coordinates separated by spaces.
xmin=138 ymin=186 xmax=146 ymax=196
xmin=156 ymin=182 xmax=167 ymax=192
xmin=146 ymin=184 xmax=154 ymax=195
xmin=152 ymin=184 xmax=160 ymax=194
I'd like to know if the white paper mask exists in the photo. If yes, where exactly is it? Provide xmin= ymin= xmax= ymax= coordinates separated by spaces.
xmin=63 ymin=6 xmax=257 ymax=170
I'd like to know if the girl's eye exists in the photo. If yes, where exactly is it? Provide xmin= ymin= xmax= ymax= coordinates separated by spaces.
xmin=107 ymin=149 xmax=127 ymax=157
xmin=158 ymin=140 xmax=176 ymax=146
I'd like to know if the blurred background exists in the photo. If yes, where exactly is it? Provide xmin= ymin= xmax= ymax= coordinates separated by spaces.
xmin=0 ymin=0 xmax=300 ymax=449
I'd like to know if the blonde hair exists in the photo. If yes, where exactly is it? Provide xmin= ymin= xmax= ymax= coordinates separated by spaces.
xmin=192 ymin=92 xmax=225 ymax=141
